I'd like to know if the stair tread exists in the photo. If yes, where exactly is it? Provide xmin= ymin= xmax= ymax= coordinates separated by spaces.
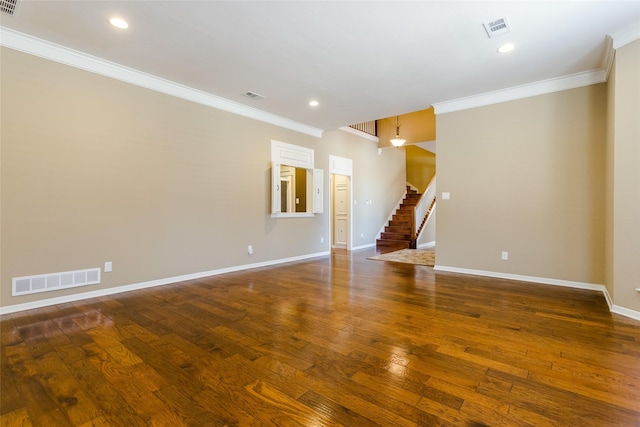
xmin=386 ymin=226 xmax=411 ymax=232
xmin=381 ymin=233 xmax=411 ymax=239
xmin=377 ymin=188 xmax=428 ymax=250
xmin=376 ymin=239 xmax=411 ymax=249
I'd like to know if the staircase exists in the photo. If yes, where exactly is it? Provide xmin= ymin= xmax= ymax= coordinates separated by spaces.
xmin=376 ymin=186 xmax=422 ymax=250
xmin=415 ymin=197 xmax=437 ymax=238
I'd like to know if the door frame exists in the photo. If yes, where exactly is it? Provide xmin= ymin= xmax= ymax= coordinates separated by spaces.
xmin=329 ymin=155 xmax=353 ymax=250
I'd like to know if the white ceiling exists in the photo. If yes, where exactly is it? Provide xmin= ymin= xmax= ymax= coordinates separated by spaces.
xmin=1 ymin=1 xmax=639 ymax=133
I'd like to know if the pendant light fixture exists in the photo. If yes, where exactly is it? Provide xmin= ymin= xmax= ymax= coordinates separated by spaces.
xmin=390 ymin=116 xmax=406 ymax=147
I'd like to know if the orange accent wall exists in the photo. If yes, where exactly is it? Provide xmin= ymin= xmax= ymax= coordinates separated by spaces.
xmin=377 ymin=108 xmax=436 ymax=149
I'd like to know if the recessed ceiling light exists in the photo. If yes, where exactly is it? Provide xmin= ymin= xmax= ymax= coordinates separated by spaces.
xmin=497 ymin=43 xmax=515 ymax=54
xmin=308 ymin=100 xmax=319 ymax=107
xmin=109 ymin=17 xmax=129 ymax=29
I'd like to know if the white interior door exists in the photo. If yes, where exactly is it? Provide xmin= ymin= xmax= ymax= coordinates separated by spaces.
xmin=332 ymin=174 xmax=349 ymax=248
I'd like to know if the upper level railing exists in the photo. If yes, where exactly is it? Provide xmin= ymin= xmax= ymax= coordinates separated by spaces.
xmin=349 ymin=120 xmax=377 ymax=136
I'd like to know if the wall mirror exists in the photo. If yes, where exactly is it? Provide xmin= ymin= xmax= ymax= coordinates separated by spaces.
xmin=278 ymin=165 xmax=308 ymax=213
xmin=271 ymin=140 xmax=323 ymax=217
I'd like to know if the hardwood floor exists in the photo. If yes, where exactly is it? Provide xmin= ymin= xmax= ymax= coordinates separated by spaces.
xmin=2 ymin=248 xmax=640 ymax=426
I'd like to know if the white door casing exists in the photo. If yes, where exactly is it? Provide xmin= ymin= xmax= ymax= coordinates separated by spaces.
xmin=329 ymin=155 xmax=353 ymax=249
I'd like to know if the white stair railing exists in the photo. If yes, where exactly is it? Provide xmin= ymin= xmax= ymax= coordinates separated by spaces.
xmin=414 ymin=175 xmax=436 ymax=238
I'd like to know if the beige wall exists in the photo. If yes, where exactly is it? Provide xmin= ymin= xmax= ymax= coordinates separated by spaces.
xmin=606 ymin=40 xmax=640 ymax=312
xmin=317 ymin=129 xmax=407 ymax=249
xmin=0 ymin=47 xmax=406 ymax=311
xmin=436 ymin=85 xmax=606 ymax=284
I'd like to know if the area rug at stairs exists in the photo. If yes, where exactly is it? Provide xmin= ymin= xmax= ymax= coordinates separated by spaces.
xmin=368 ymin=249 xmax=435 ymax=267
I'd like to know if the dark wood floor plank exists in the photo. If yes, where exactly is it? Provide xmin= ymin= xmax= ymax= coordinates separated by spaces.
xmin=34 ymin=349 xmax=101 ymax=425
xmin=67 ymin=356 xmax=147 ymax=427
xmin=245 ymin=379 xmax=342 ymax=427
xmin=2 ymin=248 xmax=639 ymax=426
xmin=297 ymin=389 xmax=381 ymax=427
xmin=0 ymin=408 xmax=33 ymax=427
xmin=154 ymin=384 xmax=236 ymax=427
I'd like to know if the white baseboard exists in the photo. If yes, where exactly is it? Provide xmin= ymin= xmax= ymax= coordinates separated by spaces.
xmin=434 ymin=264 xmax=640 ymax=323
xmin=351 ymin=243 xmax=376 ymax=251
xmin=601 ymin=287 xmax=613 ymax=309
xmin=611 ymin=304 xmax=640 ymax=322
xmin=6 ymin=254 xmax=639 ymax=323
xmin=433 ymin=265 xmax=605 ymax=290
xmin=418 ymin=241 xmax=436 ymax=249
xmin=0 ymin=251 xmax=330 ymax=315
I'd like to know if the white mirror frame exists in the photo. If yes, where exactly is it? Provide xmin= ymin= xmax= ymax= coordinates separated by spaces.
xmin=271 ymin=140 xmax=323 ymax=218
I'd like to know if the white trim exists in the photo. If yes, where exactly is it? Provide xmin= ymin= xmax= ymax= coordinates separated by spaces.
xmin=434 ymin=265 xmax=640 ymax=323
xmin=339 ymin=126 xmax=379 ymax=143
xmin=328 ymin=155 xmax=353 ymax=177
xmin=431 ymin=26 xmax=640 ymax=115
xmin=0 ymin=27 xmax=323 ymax=138
xmin=270 ymin=212 xmax=314 ymax=218
xmin=432 ymin=69 xmax=606 ymax=115
xmin=601 ymin=36 xmax=616 ymax=81
xmin=611 ymin=305 xmax=640 ymax=322
xmin=433 ymin=265 xmax=605 ymax=291
xmin=328 ymin=157 xmax=353 ymax=250
xmin=611 ymin=20 xmax=640 ymax=49
xmin=271 ymin=140 xmax=314 ymax=169
xmin=601 ymin=287 xmax=613 ymax=310
xmin=351 ymin=242 xmax=376 ymax=251
xmin=0 ymin=251 xmax=330 ymax=315
xmin=417 ymin=241 xmax=436 ymax=249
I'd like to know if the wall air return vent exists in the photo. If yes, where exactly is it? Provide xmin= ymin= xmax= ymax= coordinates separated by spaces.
xmin=13 ymin=268 xmax=101 ymax=296
xmin=483 ymin=16 xmax=511 ymax=38
xmin=0 ymin=0 xmax=19 ymax=16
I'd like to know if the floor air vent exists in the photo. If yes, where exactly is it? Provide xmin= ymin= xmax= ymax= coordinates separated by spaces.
xmin=1 ymin=0 xmax=19 ymax=16
xmin=13 ymin=268 xmax=101 ymax=296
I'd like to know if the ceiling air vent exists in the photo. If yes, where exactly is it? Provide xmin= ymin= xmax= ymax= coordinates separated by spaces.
xmin=242 ymin=91 xmax=265 ymax=100
xmin=0 ymin=0 xmax=19 ymax=15
xmin=483 ymin=16 xmax=511 ymax=38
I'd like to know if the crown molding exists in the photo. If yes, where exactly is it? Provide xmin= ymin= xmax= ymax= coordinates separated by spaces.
xmin=432 ymin=68 xmax=607 ymax=115
xmin=601 ymin=35 xmax=616 ymax=81
xmin=433 ymin=24 xmax=640 ymax=116
xmin=0 ymin=27 xmax=324 ymax=138
xmin=611 ymin=19 xmax=640 ymax=49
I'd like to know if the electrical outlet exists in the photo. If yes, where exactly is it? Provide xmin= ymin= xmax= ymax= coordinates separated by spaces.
xmin=501 ymin=251 xmax=509 ymax=260
xmin=320 ymin=237 xmax=324 ymax=243
xmin=248 ymin=245 xmax=254 ymax=255
xmin=104 ymin=262 xmax=112 ymax=272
